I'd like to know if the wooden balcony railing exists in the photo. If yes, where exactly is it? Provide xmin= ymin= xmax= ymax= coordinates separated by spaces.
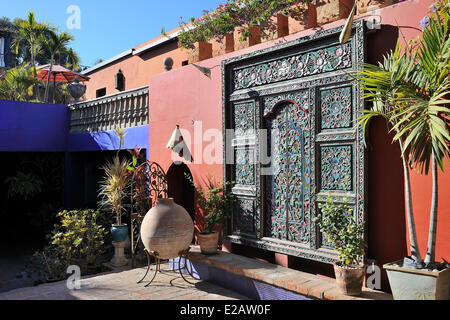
xmin=69 ymin=86 xmax=149 ymax=134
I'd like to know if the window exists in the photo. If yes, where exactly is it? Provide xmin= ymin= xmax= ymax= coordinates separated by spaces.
xmin=96 ymin=88 xmax=106 ymax=98
xmin=182 ymin=60 xmax=189 ymax=67
xmin=115 ymin=69 xmax=125 ymax=91
xmin=0 ymin=37 xmax=5 ymax=68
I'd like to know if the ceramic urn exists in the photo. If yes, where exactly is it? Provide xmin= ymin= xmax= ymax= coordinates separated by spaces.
xmin=140 ymin=198 xmax=194 ymax=260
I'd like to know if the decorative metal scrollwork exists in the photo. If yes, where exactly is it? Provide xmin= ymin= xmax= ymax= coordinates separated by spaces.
xmin=130 ymin=160 xmax=168 ymax=268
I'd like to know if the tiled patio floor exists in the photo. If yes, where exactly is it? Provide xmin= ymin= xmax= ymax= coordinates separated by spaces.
xmin=0 ymin=263 xmax=249 ymax=300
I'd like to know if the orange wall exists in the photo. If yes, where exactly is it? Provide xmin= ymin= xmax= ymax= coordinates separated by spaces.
xmin=83 ymin=42 xmax=190 ymax=100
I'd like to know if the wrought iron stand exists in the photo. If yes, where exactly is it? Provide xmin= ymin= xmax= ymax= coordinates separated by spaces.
xmin=137 ymin=247 xmax=200 ymax=287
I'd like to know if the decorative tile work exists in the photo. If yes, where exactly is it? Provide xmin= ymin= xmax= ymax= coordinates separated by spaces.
xmin=320 ymin=146 xmax=353 ymax=191
xmin=235 ymin=149 xmax=255 ymax=186
xmin=233 ymin=43 xmax=352 ymax=91
xmin=234 ymin=101 xmax=255 ymax=136
xmin=320 ymin=86 xmax=352 ymax=130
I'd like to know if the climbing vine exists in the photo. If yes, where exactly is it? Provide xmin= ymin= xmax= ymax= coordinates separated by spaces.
xmin=173 ymin=0 xmax=311 ymax=49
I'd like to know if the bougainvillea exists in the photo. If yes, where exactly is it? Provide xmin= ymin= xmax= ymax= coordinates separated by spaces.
xmin=173 ymin=0 xmax=311 ymax=49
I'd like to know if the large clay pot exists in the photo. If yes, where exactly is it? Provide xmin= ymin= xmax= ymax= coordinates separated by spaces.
xmin=333 ymin=262 xmax=366 ymax=296
xmin=140 ymin=198 xmax=194 ymax=260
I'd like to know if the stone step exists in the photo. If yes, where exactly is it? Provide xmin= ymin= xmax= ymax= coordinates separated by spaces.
xmin=186 ymin=246 xmax=392 ymax=301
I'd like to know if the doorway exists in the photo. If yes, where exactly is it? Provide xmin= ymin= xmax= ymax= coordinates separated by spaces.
xmin=167 ymin=163 xmax=195 ymax=232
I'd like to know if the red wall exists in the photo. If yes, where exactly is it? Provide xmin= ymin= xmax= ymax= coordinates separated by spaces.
xmin=149 ymin=0 xmax=448 ymax=291
xmin=363 ymin=0 xmax=450 ymax=263
xmin=409 ymin=163 xmax=450 ymax=262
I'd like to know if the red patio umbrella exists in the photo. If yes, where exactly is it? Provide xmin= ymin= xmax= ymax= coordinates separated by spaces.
xmin=36 ymin=64 xmax=90 ymax=83
xmin=36 ymin=64 xmax=89 ymax=103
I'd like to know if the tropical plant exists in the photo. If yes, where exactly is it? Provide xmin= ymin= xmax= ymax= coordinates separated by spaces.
xmin=50 ymin=209 xmax=107 ymax=268
xmin=187 ymin=174 xmax=235 ymax=234
xmin=314 ymin=197 xmax=365 ymax=266
xmin=5 ymin=171 xmax=43 ymax=199
xmin=25 ymin=209 xmax=108 ymax=283
xmin=355 ymin=1 xmax=450 ymax=268
xmin=39 ymin=29 xmax=74 ymax=102
xmin=0 ymin=16 xmax=16 ymax=34
xmin=98 ymin=127 xmax=132 ymax=226
xmin=98 ymin=156 xmax=131 ymax=226
xmin=172 ymin=0 xmax=310 ymax=49
xmin=11 ymin=12 xmax=50 ymax=99
xmin=0 ymin=64 xmax=41 ymax=101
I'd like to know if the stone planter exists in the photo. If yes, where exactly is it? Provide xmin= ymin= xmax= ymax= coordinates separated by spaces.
xmin=384 ymin=261 xmax=450 ymax=300
xmin=197 ymin=232 xmax=219 ymax=255
xmin=140 ymin=198 xmax=194 ymax=260
xmin=333 ymin=262 xmax=366 ymax=296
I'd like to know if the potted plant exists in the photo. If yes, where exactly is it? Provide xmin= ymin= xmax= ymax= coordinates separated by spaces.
xmin=98 ymin=127 xmax=131 ymax=244
xmin=354 ymin=1 xmax=450 ymax=300
xmin=187 ymin=174 xmax=235 ymax=255
xmin=314 ymin=197 xmax=366 ymax=296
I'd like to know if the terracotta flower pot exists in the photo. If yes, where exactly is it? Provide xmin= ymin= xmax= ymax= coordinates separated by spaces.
xmin=140 ymin=198 xmax=194 ymax=260
xmin=197 ymin=232 xmax=219 ymax=255
xmin=333 ymin=262 xmax=366 ymax=296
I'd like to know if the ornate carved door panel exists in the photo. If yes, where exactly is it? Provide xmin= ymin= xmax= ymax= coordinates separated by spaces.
xmin=264 ymin=96 xmax=310 ymax=244
xmin=222 ymin=21 xmax=366 ymax=263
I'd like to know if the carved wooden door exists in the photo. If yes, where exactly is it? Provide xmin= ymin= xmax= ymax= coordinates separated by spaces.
xmin=223 ymin=21 xmax=366 ymax=263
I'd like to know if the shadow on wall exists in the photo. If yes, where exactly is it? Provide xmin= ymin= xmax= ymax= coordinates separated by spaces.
xmin=367 ymin=24 xmax=399 ymax=65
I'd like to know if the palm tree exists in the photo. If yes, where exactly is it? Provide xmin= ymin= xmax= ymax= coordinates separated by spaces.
xmin=392 ymin=5 xmax=450 ymax=266
xmin=11 ymin=12 xmax=50 ymax=99
xmin=0 ymin=64 xmax=41 ymax=101
xmin=356 ymin=44 xmax=425 ymax=268
xmin=59 ymin=47 xmax=80 ymax=70
xmin=39 ymin=29 xmax=74 ymax=103
xmin=355 ymin=3 xmax=450 ymax=268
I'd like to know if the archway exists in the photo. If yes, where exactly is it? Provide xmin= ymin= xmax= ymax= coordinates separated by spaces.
xmin=167 ymin=163 xmax=195 ymax=239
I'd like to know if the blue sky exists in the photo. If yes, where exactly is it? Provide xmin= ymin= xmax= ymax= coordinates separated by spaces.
xmin=2 ymin=0 xmax=224 ymax=67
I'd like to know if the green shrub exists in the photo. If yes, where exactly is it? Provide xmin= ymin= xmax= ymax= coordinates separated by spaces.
xmin=50 ymin=209 xmax=107 ymax=267
xmin=313 ymin=197 xmax=365 ymax=266
xmin=25 ymin=209 xmax=108 ymax=283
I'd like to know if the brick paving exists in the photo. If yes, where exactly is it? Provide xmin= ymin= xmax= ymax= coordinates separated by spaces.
xmin=0 ymin=263 xmax=249 ymax=301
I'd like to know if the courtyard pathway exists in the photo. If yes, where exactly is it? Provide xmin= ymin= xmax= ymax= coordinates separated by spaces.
xmin=0 ymin=263 xmax=249 ymax=300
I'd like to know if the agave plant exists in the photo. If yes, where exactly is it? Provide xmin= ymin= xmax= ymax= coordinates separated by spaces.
xmin=355 ymin=1 xmax=450 ymax=268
